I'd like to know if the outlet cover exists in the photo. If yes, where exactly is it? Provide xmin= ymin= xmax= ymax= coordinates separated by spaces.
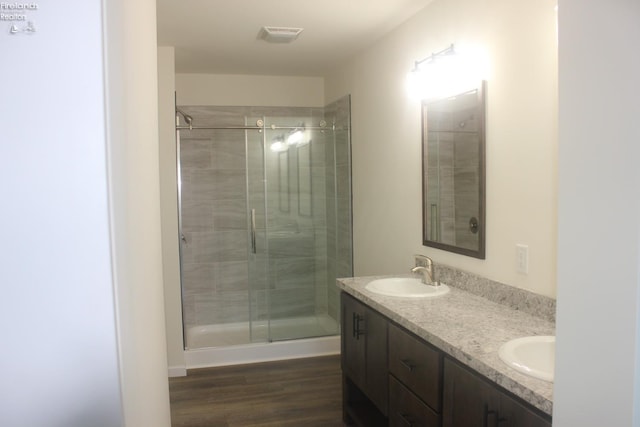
xmin=516 ymin=244 xmax=529 ymax=274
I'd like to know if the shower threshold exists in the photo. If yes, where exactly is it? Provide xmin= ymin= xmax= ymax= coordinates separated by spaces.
xmin=184 ymin=316 xmax=340 ymax=369
xmin=186 ymin=314 xmax=339 ymax=349
xmin=183 ymin=314 xmax=340 ymax=369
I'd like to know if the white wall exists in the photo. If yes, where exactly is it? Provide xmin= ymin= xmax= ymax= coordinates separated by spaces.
xmin=158 ymin=47 xmax=187 ymax=376
xmin=325 ymin=0 xmax=558 ymax=297
xmin=554 ymin=0 xmax=640 ymax=425
xmin=0 ymin=1 xmax=124 ymax=425
xmin=103 ymin=0 xmax=172 ymax=424
xmin=176 ymin=73 xmax=325 ymax=107
xmin=0 ymin=0 xmax=170 ymax=426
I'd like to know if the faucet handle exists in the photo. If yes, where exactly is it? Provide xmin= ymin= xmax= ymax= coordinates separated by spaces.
xmin=413 ymin=255 xmax=438 ymax=285
xmin=414 ymin=254 xmax=433 ymax=268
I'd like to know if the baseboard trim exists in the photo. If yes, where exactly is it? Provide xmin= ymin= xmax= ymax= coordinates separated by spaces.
xmin=168 ymin=365 xmax=187 ymax=377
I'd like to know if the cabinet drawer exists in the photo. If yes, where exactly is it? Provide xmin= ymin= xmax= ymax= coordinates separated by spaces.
xmin=443 ymin=358 xmax=552 ymax=427
xmin=389 ymin=376 xmax=440 ymax=427
xmin=389 ymin=323 xmax=442 ymax=411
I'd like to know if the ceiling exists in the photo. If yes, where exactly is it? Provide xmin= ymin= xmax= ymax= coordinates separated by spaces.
xmin=156 ymin=0 xmax=433 ymax=76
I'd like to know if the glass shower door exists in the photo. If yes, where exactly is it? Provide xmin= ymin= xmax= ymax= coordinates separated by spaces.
xmin=260 ymin=118 xmax=340 ymax=342
xmin=246 ymin=122 xmax=270 ymax=343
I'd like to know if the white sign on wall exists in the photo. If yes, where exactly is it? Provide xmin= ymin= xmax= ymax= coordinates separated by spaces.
xmin=1 ymin=2 xmax=39 ymax=35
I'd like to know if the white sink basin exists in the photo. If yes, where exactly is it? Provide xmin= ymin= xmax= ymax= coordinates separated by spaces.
xmin=499 ymin=336 xmax=555 ymax=382
xmin=365 ymin=277 xmax=450 ymax=298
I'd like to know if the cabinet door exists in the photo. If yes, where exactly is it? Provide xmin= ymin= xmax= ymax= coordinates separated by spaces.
xmin=341 ymin=293 xmax=389 ymax=417
xmin=364 ymin=305 xmax=388 ymax=415
xmin=443 ymin=358 xmax=552 ymax=427
xmin=341 ymin=293 xmax=366 ymax=388
xmin=443 ymin=358 xmax=499 ymax=427
xmin=499 ymin=393 xmax=551 ymax=427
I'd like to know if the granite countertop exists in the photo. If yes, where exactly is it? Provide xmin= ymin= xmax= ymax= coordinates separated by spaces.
xmin=336 ymin=274 xmax=555 ymax=416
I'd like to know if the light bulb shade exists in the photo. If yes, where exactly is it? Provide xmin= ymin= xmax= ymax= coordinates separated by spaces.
xmin=407 ymin=47 xmax=488 ymax=100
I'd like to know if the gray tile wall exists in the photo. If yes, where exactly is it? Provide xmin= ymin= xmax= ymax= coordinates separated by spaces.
xmin=180 ymin=127 xmax=250 ymax=328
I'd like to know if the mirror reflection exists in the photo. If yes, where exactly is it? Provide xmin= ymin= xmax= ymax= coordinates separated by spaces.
xmin=422 ymin=82 xmax=486 ymax=258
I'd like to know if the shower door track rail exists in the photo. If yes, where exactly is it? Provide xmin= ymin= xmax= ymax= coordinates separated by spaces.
xmin=176 ymin=125 xmax=330 ymax=131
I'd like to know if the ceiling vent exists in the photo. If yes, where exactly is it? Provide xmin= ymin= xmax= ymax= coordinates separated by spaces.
xmin=259 ymin=26 xmax=304 ymax=43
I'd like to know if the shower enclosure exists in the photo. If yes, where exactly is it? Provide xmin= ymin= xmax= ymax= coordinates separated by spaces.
xmin=176 ymin=96 xmax=352 ymax=350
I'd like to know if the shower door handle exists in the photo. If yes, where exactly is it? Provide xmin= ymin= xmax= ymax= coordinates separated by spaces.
xmin=250 ymin=208 xmax=257 ymax=254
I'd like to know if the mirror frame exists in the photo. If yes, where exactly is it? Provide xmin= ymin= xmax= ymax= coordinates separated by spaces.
xmin=421 ymin=81 xmax=486 ymax=259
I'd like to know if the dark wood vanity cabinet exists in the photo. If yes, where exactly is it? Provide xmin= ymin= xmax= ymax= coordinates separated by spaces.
xmin=342 ymin=292 xmax=388 ymax=425
xmin=341 ymin=292 xmax=552 ymax=427
xmin=442 ymin=358 xmax=551 ymax=427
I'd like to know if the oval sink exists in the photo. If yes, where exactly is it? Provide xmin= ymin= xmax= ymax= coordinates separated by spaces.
xmin=365 ymin=277 xmax=450 ymax=298
xmin=498 ymin=336 xmax=555 ymax=382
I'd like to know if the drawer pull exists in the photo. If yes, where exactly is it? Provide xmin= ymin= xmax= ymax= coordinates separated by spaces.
xmin=400 ymin=359 xmax=415 ymax=371
xmin=352 ymin=312 xmax=357 ymax=338
xmin=484 ymin=404 xmax=502 ymax=427
xmin=352 ymin=313 xmax=366 ymax=339
xmin=398 ymin=412 xmax=413 ymax=427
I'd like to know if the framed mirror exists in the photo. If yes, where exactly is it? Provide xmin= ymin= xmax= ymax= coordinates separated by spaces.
xmin=422 ymin=81 xmax=486 ymax=258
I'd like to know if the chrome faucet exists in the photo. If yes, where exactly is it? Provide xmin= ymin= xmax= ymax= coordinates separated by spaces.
xmin=411 ymin=256 xmax=439 ymax=286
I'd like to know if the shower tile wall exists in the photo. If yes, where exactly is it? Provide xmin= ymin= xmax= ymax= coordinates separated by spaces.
xmin=180 ymin=129 xmax=249 ymax=327
xmin=178 ymin=103 xmax=351 ymax=340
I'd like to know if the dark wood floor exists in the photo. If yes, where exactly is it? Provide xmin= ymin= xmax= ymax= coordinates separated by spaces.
xmin=169 ymin=355 xmax=347 ymax=427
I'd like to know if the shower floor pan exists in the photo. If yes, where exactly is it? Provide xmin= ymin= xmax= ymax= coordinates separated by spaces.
xmin=184 ymin=314 xmax=340 ymax=369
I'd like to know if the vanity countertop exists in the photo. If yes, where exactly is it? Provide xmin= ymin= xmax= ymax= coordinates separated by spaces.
xmin=337 ymin=275 xmax=555 ymax=416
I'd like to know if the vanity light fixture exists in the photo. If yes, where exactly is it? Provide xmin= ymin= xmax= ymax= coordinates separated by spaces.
xmin=411 ymin=44 xmax=456 ymax=73
xmin=408 ymin=43 xmax=487 ymax=100
xmin=408 ymin=44 xmax=458 ymax=100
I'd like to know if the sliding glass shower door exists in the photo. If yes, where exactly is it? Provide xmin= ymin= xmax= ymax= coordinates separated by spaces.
xmin=178 ymin=101 xmax=351 ymax=349
xmin=254 ymin=119 xmax=335 ymax=342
